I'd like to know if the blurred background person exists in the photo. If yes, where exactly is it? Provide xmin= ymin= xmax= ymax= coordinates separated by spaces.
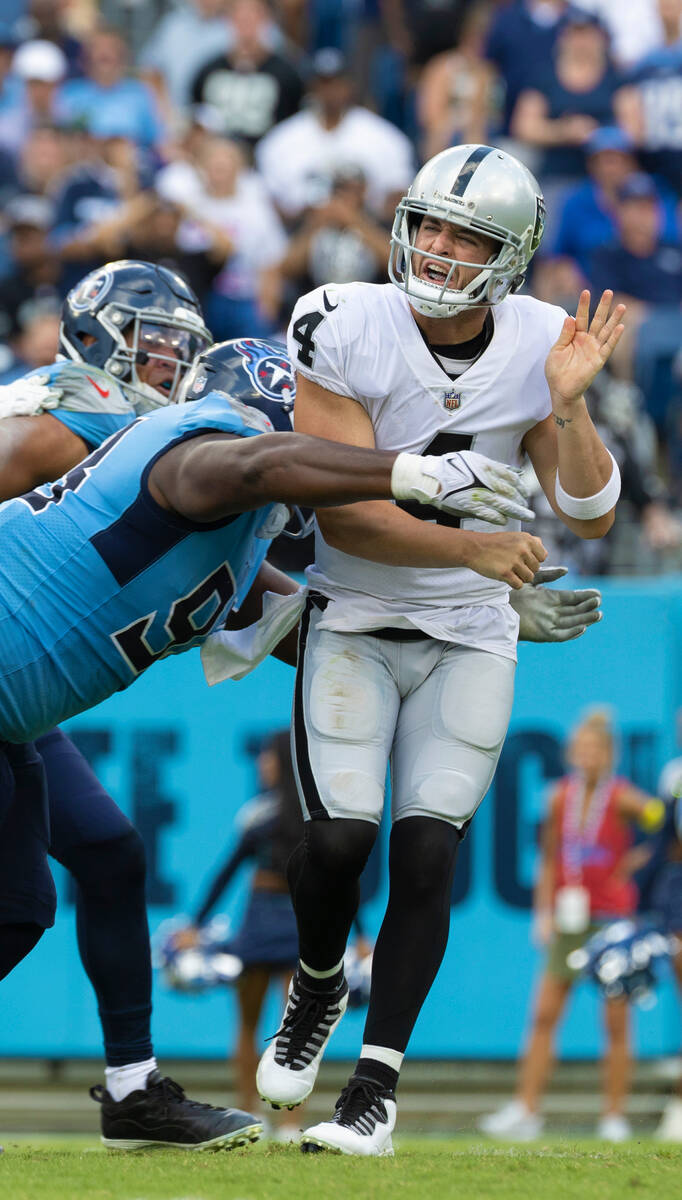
xmin=185 ymin=730 xmax=303 ymax=1134
xmin=614 ymin=0 xmax=682 ymax=195
xmin=415 ymin=4 xmax=495 ymax=161
xmin=7 ymin=38 xmax=68 ymax=155
xmin=0 ymin=305 xmax=60 ymax=383
xmin=139 ymin=0 xmax=231 ymax=119
xmin=0 ymin=193 xmax=62 ymax=346
xmin=587 ymin=172 xmax=682 ymax=444
xmin=189 ymin=0 xmax=304 ymax=151
xmin=479 ymin=710 xmax=665 ymax=1143
xmin=56 ymin=26 xmax=165 ymax=151
xmin=256 ymin=46 xmax=415 ymax=227
xmin=510 ymin=10 xmax=618 ymax=223
xmin=576 ymin=0 xmax=674 ymax=69
xmin=538 ymin=126 xmax=678 ymax=290
xmin=260 ymin=164 xmax=389 ymax=328
xmin=482 ymin=0 xmax=570 ymax=144
xmin=645 ymin=754 xmax=682 ymax=1140
xmin=158 ymin=132 xmax=286 ymax=340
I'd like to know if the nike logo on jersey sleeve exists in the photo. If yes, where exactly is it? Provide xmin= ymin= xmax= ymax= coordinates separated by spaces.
xmin=323 ymin=291 xmax=338 ymax=312
xmin=87 ymin=376 xmax=110 ymax=398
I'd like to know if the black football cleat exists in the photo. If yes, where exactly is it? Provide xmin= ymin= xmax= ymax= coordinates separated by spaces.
xmin=90 ymin=1069 xmax=262 ymax=1151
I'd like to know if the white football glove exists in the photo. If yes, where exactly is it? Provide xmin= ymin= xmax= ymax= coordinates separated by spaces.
xmin=511 ymin=566 xmax=602 ymax=642
xmin=391 ymin=449 xmax=534 ymax=525
xmin=0 ymin=376 xmax=63 ymax=419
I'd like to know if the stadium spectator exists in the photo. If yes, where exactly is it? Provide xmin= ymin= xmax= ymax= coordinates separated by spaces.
xmin=416 ymin=5 xmax=496 ymax=160
xmin=15 ymin=123 xmax=65 ymax=195
xmin=7 ymin=39 xmax=68 ymax=156
xmin=0 ymin=194 xmax=62 ymax=344
xmin=510 ymin=10 xmax=618 ymax=189
xmin=483 ymin=0 xmax=569 ymax=137
xmin=0 ymin=306 xmax=60 ymax=383
xmin=588 ymin=172 xmax=682 ymax=435
xmin=56 ymin=27 xmax=165 ymax=149
xmin=76 ymin=189 xmax=231 ymax=306
xmin=159 ymin=132 xmax=287 ymax=340
xmin=49 ymin=123 xmax=125 ymax=293
xmin=255 ymin=46 xmax=415 ymax=225
xmin=0 ymin=24 xmax=26 ymax=155
xmin=190 ymin=0 xmax=305 ymax=150
xmin=646 ymin=755 xmax=682 ymax=1140
xmin=17 ymin=0 xmax=86 ymax=79
xmin=522 ymin=366 xmax=681 ymax=575
xmin=576 ymin=0 xmax=673 ymax=68
xmin=139 ymin=0 xmax=231 ymax=116
xmin=534 ymin=125 xmax=680 ymax=310
xmin=614 ymin=0 xmax=682 ymax=195
xmin=480 ymin=710 xmax=664 ymax=1142
xmin=260 ymin=165 xmax=390 ymax=326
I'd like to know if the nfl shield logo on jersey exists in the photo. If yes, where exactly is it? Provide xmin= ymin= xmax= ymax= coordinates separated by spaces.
xmin=442 ymin=389 xmax=462 ymax=410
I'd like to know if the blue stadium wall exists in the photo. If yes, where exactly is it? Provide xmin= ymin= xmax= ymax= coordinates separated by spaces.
xmin=3 ymin=575 xmax=682 ymax=1060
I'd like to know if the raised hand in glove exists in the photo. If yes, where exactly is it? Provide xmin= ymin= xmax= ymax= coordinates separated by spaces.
xmin=510 ymin=565 xmax=602 ymax=642
xmin=391 ymin=449 xmax=534 ymax=525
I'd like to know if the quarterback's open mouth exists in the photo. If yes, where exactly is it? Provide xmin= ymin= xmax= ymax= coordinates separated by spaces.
xmin=420 ymin=262 xmax=451 ymax=285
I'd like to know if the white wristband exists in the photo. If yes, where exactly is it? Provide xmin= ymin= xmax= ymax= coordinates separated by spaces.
xmin=390 ymin=452 xmax=439 ymax=503
xmin=555 ymin=450 xmax=620 ymax=519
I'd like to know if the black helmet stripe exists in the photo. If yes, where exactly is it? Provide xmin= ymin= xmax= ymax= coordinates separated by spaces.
xmin=450 ymin=145 xmax=495 ymax=198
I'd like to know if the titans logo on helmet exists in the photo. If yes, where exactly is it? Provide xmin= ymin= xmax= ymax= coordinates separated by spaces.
xmin=233 ymin=339 xmax=296 ymax=410
xmin=68 ymin=267 xmax=114 ymax=313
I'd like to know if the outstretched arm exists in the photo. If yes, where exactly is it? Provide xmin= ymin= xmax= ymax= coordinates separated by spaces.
xmin=148 ymin=426 xmax=547 ymax=587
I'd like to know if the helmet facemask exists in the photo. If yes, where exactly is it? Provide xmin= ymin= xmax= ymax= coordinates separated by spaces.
xmin=96 ymin=304 xmax=212 ymax=412
xmin=389 ymin=197 xmax=540 ymax=319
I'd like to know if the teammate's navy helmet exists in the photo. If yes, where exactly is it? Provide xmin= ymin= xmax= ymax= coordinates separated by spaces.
xmin=180 ymin=337 xmax=296 ymax=430
xmin=181 ymin=338 xmax=312 ymax=539
xmin=59 ymin=260 xmax=213 ymax=412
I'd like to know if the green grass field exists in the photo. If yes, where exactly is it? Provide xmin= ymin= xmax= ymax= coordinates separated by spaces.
xmin=2 ymin=1136 xmax=681 ymax=1200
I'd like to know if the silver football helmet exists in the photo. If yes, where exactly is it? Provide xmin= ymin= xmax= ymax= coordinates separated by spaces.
xmin=388 ymin=144 xmax=546 ymax=319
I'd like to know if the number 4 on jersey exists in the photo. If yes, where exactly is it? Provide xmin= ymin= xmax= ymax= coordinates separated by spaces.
xmin=292 ymin=311 xmax=325 ymax=369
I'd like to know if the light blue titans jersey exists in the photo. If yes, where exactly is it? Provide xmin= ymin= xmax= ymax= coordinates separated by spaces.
xmin=23 ymin=360 xmax=135 ymax=448
xmin=0 ymin=394 xmax=275 ymax=742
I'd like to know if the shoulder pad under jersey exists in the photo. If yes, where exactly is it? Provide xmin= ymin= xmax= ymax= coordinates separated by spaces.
xmin=28 ymin=361 xmax=132 ymax=416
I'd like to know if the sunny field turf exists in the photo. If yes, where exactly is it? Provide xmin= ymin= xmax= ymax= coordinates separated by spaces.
xmin=1 ymin=1136 xmax=681 ymax=1200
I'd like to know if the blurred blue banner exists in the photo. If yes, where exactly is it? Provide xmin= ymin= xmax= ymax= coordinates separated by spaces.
xmin=3 ymin=575 xmax=682 ymax=1061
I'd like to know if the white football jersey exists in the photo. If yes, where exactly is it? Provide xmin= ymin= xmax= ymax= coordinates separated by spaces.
xmin=288 ymin=282 xmax=566 ymax=655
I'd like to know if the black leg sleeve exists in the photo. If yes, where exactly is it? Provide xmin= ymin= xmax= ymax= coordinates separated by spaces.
xmin=287 ymin=818 xmax=377 ymax=971
xmin=362 ymin=815 xmax=462 ymax=1054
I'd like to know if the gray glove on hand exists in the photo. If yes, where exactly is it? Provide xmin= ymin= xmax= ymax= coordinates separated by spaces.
xmin=511 ymin=566 xmax=602 ymax=642
xmin=391 ymin=449 xmax=534 ymax=525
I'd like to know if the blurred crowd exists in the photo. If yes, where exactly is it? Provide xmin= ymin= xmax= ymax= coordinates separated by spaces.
xmin=0 ymin=0 xmax=680 ymax=574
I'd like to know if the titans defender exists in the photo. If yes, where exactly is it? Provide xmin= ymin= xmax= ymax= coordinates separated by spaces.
xmin=0 ymin=324 xmax=598 ymax=1149
xmin=0 ymin=261 xmax=269 ymax=1152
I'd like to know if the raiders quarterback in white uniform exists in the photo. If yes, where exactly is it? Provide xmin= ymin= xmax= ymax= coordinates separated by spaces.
xmin=256 ymin=144 xmax=625 ymax=1156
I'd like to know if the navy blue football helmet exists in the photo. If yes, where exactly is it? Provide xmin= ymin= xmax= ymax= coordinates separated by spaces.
xmin=59 ymin=260 xmax=213 ymax=412
xmin=180 ymin=337 xmax=295 ymax=429
xmin=180 ymin=338 xmax=313 ymax=538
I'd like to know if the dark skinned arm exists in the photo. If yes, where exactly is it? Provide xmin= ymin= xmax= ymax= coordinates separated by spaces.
xmin=0 ymin=413 xmax=89 ymax=501
xmin=148 ymin=430 xmax=402 ymax=522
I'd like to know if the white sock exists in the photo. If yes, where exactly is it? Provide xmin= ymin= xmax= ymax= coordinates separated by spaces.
xmin=105 ymin=1056 xmax=158 ymax=1102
